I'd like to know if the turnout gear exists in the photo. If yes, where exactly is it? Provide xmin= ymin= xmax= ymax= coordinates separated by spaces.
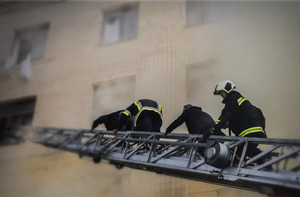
xmin=165 ymin=105 xmax=225 ymax=155
xmin=212 ymin=91 xmax=266 ymax=138
xmin=166 ymin=106 xmax=215 ymax=135
xmin=116 ymin=99 xmax=162 ymax=132
xmin=212 ymin=82 xmax=267 ymax=164
xmin=91 ymin=110 xmax=133 ymax=131
xmin=214 ymin=80 xmax=236 ymax=95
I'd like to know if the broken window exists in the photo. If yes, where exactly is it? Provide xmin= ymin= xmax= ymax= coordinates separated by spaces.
xmin=4 ymin=23 xmax=50 ymax=79
xmin=0 ymin=96 xmax=36 ymax=146
xmin=102 ymin=6 xmax=138 ymax=44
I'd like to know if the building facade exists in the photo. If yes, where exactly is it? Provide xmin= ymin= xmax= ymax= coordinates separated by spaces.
xmin=0 ymin=1 xmax=300 ymax=197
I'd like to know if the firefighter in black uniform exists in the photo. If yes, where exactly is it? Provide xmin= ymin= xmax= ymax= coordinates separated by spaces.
xmin=205 ymin=80 xmax=267 ymax=164
xmin=164 ymin=104 xmax=221 ymax=135
xmin=163 ymin=104 xmax=224 ymax=156
xmin=113 ymin=99 xmax=163 ymax=135
xmin=90 ymin=110 xmax=134 ymax=131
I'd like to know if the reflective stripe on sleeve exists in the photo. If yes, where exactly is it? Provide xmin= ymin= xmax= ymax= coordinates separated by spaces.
xmin=159 ymin=105 xmax=162 ymax=113
xmin=134 ymin=102 xmax=141 ymax=111
xmin=237 ymin=97 xmax=247 ymax=106
xmin=122 ymin=110 xmax=131 ymax=117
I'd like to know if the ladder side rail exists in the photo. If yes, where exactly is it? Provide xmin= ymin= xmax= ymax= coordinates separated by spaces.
xmin=237 ymin=168 xmax=300 ymax=184
xmin=32 ymin=127 xmax=300 ymax=195
xmin=35 ymin=128 xmax=300 ymax=146
xmin=209 ymin=135 xmax=300 ymax=146
xmin=233 ymin=169 xmax=300 ymax=191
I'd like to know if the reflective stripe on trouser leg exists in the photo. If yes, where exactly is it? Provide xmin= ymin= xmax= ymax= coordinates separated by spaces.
xmin=239 ymin=127 xmax=265 ymax=137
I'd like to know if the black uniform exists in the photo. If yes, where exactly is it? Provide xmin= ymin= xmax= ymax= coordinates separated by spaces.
xmin=212 ymin=91 xmax=267 ymax=164
xmin=92 ymin=110 xmax=133 ymax=131
xmin=166 ymin=106 xmax=215 ymax=135
xmin=116 ymin=99 xmax=162 ymax=132
xmin=167 ymin=106 xmax=224 ymax=156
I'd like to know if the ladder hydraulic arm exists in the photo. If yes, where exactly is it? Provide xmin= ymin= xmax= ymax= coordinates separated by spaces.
xmin=32 ymin=127 xmax=300 ymax=196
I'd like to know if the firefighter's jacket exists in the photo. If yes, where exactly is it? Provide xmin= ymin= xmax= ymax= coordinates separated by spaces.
xmin=166 ymin=106 xmax=215 ymax=135
xmin=93 ymin=110 xmax=133 ymax=131
xmin=116 ymin=99 xmax=163 ymax=130
xmin=213 ymin=91 xmax=266 ymax=137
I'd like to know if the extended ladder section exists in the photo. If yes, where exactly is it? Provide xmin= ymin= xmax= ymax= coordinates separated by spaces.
xmin=32 ymin=127 xmax=300 ymax=196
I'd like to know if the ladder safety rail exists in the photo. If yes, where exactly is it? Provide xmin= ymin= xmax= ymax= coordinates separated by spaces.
xmin=32 ymin=127 xmax=300 ymax=196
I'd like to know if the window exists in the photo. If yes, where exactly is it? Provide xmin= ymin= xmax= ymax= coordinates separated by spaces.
xmin=0 ymin=96 xmax=36 ymax=146
xmin=102 ymin=6 xmax=138 ymax=44
xmin=4 ymin=23 xmax=50 ymax=78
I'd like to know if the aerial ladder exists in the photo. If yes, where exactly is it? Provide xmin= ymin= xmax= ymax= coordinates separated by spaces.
xmin=32 ymin=127 xmax=300 ymax=196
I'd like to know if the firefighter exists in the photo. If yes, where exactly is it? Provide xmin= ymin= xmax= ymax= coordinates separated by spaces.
xmin=163 ymin=104 xmax=225 ymax=156
xmin=163 ymin=104 xmax=223 ymax=136
xmin=204 ymin=80 xmax=267 ymax=164
xmin=90 ymin=110 xmax=134 ymax=131
xmin=113 ymin=99 xmax=163 ymax=135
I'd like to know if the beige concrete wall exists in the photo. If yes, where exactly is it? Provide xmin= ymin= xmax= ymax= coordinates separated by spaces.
xmin=1 ymin=2 xmax=300 ymax=197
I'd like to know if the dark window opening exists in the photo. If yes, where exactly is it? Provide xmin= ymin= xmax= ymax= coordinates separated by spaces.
xmin=0 ymin=96 xmax=36 ymax=146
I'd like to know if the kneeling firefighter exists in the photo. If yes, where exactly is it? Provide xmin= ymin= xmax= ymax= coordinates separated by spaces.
xmin=113 ymin=99 xmax=163 ymax=134
xmin=204 ymin=80 xmax=267 ymax=166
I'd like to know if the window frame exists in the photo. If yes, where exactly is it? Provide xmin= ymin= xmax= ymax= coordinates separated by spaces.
xmin=101 ymin=4 xmax=139 ymax=45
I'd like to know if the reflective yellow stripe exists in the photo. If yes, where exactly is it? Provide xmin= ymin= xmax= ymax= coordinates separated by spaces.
xmin=239 ymin=126 xmax=264 ymax=137
xmin=134 ymin=108 xmax=163 ymax=127
xmin=215 ymin=120 xmax=220 ymax=124
xmin=122 ymin=110 xmax=131 ymax=117
xmin=159 ymin=105 xmax=162 ymax=112
xmin=237 ymin=97 xmax=247 ymax=106
xmin=134 ymin=102 xmax=141 ymax=111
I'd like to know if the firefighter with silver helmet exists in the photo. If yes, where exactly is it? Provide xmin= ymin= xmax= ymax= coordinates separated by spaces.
xmin=204 ymin=80 xmax=267 ymax=164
